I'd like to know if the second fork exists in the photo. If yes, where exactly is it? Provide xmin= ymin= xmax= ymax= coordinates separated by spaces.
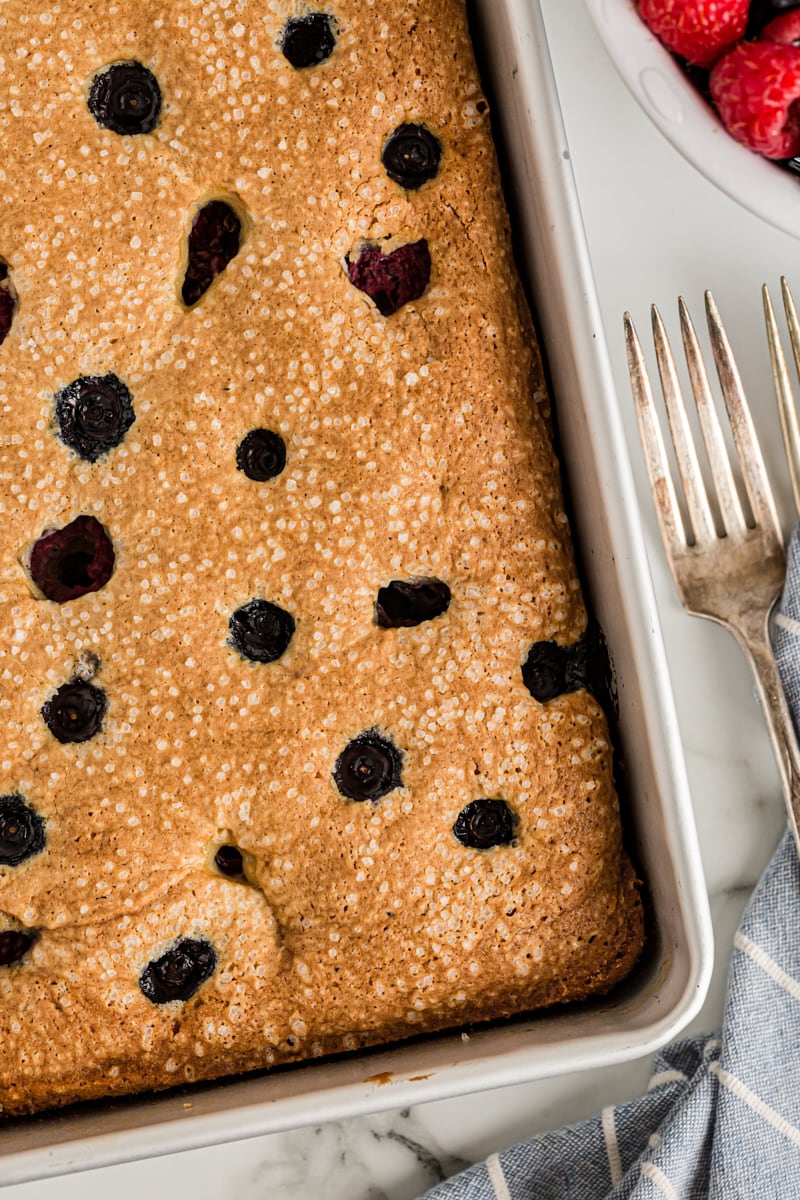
xmin=625 ymin=294 xmax=800 ymax=856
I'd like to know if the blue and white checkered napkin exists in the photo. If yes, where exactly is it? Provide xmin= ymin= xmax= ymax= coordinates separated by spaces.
xmin=419 ymin=530 xmax=800 ymax=1200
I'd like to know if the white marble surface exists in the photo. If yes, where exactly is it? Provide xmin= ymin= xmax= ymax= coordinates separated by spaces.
xmin=5 ymin=1 xmax=799 ymax=1194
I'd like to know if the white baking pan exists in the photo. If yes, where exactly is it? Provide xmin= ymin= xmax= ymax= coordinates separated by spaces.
xmin=0 ymin=0 xmax=712 ymax=1184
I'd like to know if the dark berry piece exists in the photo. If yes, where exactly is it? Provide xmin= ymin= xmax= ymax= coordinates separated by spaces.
xmin=139 ymin=937 xmax=216 ymax=1004
xmin=567 ymin=625 xmax=614 ymax=713
xmin=0 ymin=262 xmax=17 ymax=348
xmin=0 ymin=291 xmax=14 ymax=348
xmin=346 ymin=240 xmax=431 ymax=317
xmin=564 ymin=638 xmax=593 ymax=694
xmin=0 ymin=930 xmax=37 ymax=967
xmin=522 ymin=629 xmax=612 ymax=709
xmin=682 ymin=63 xmax=712 ymax=101
xmin=382 ymin=124 xmax=443 ymax=190
xmin=229 ymin=599 xmax=296 ymax=663
xmin=333 ymin=730 xmax=403 ymax=802
xmin=55 ymin=373 xmax=135 ymax=462
xmin=453 ymin=799 xmax=515 ymax=850
xmin=87 ymin=61 xmax=162 ymax=135
xmin=29 ymin=515 xmax=115 ymax=603
xmin=181 ymin=200 xmax=242 ymax=307
xmin=521 ymin=641 xmax=567 ymax=703
xmin=0 ymin=795 xmax=46 ymax=866
xmin=375 ymin=578 xmax=451 ymax=628
xmin=214 ymin=844 xmax=244 ymax=878
xmin=41 ymin=680 xmax=107 ymax=744
xmin=280 ymin=13 xmax=336 ymax=69
xmin=236 ymin=429 xmax=287 ymax=482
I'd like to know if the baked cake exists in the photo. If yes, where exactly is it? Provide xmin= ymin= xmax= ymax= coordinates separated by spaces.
xmin=0 ymin=0 xmax=643 ymax=1117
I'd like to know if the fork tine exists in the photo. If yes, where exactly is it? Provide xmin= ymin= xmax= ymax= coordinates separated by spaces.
xmin=778 ymin=277 xmax=800 ymax=518
xmin=624 ymin=312 xmax=687 ymax=558
xmin=781 ymin=275 xmax=800 ymax=384
xmin=705 ymin=290 xmax=782 ymax=536
xmin=781 ymin=276 xmax=800 ymax=366
xmin=651 ymin=304 xmax=716 ymax=545
xmin=765 ymin=282 xmax=800 ymax=517
xmin=678 ymin=296 xmax=747 ymax=539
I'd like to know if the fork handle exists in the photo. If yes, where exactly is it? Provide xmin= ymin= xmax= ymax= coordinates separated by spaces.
xmin=735 ymin=612 xmax=800 ymax=858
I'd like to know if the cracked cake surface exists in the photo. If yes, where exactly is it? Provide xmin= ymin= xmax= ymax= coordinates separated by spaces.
xmin=0 ymin=0 xmax=643 ymax=1117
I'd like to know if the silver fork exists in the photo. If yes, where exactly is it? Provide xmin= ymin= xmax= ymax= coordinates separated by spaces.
xmin=624 ymin=294 xmax=800 ymax=856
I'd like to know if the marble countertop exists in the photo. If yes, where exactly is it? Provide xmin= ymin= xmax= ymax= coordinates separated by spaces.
xmin=6 ymin=1 xmax=798 ymax=1195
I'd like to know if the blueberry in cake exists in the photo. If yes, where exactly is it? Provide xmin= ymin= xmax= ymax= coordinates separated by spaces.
xmin=54 ymin=374 xmax=136 ymax=463
xmin=333 ymin=731 xmax=405 ymax=802
xmin=375 ymin=578 xmax=452 ymax=628
xmin=280 ymin=13 xmax=338 ymax=70
xmin=452 ymin=799 xmax=517 ymax=851
xmin=213 ymin=844 xmax=246 ymax=881
xmin=87 ymin=61 xmax=163 ymax=137
xmin=382 ymin=125 xmax=443 ymax=190
xmin=0 ymin=0 xmax=643 ymax=1116
xmin=235 ymin=429 xmax=287 ymax=483
xmin=41 ymin=679 xmax=108 ymax=745
xmin=0 ymin=796 xmax=46 ymax=868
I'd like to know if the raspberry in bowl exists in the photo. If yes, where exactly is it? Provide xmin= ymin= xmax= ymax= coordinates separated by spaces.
xmin=584 ymin=0 xmax=800 ymax=238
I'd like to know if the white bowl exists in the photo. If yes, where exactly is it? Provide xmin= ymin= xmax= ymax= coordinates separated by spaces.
xmin=584 ymin=0 xmax=800 ymax=239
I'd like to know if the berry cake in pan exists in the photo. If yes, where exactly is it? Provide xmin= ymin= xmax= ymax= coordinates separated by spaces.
xmin=0 ymin=0 xmax=643 ymax=1116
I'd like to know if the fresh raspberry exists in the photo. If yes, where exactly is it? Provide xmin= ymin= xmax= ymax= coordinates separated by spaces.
xmin=748 ymin=1 xmax=800 ymax=41
xmin=710 ymin=41 xmax=800 ymax=158
xmin=762 ymin=10 xmax=800 ymax=43
xmin=638 ymin=0 xmax=748 ymax=68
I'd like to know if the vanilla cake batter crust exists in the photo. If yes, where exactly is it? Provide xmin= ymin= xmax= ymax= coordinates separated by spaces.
xmin=0 ymin=0 xmax=643 ymax=1116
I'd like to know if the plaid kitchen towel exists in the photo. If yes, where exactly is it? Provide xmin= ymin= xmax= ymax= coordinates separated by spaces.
xmin=419 ymin=530 xmax=800 ymax=1200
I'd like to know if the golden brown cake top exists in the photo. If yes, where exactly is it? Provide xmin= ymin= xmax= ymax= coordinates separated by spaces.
xmin=0 ymin=0 xmax=642 ymax=1116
